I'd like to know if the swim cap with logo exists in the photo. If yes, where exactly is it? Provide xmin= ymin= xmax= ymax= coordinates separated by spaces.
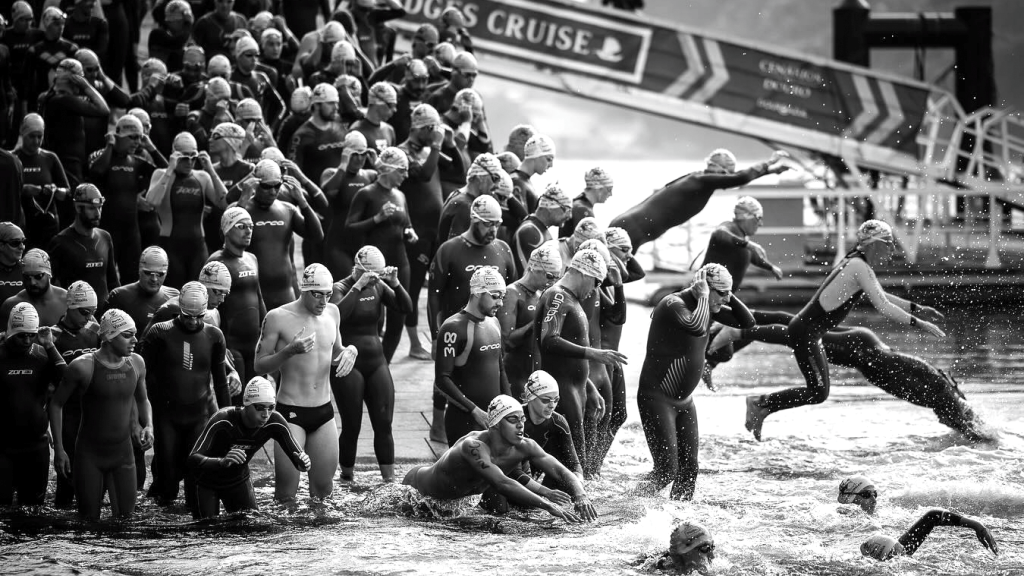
xmin=199 ymin=261 xmax=232 ymax=292
xmin=243 ymin=376 xmax=277 ymax=406
xmin=578 ymin=239 xmax=612 ymax=269
xmin=410 ymin=103 xmax=441 ymax=130
xmin=497 ymin=151 xmax=521 ymax=173
xmin=141 ymin=58 xmax=168 ymax=78
xmin=734 ymin=196 xmax=763 ymax=220
xmin=235 ymin=98 xmax=263 ymax=121
xmin=354 ymin=246 xmax=386 ymax=273
xmin=527 ymin=243 xmax=562 ymax=276
xmin=838 ymin=475 xmax=877 ymax=503
xmin=466 ymin=152 xmax=501 ymax=182
xmin=300 ymin=263 xmax=333 ymax=292
xmin=235 ymin=36 xmax=259 ymax=58
xmin=569 ymin=248 xmax=607 ymax=280
xmin=22 ymin=248 xmax=51 ymax=275
xmin=66 ymin=280 xmax=97 ymax=309
xmin=330 ymin=40 xmax=357 ymax=63
xmin=857 ymin=219 xmax=893 ymax=245
xmin=493 ymin=171 xmax=513 ymax=200
xmin=204 ymin=77 xmax=231 ymax=100
xmin=670 ymin=523 xmax=713 ymax=554
xmin=221 ymin=206 xmax=253 ymax=234
xmin=73 ymin=183 xmax=104 ymax=205
xmin=211 ymin=122 xmax=247 ymax=154
xmin=572 ymin=217 xmax=603 ymax=244
xmin=605 ymin=227 xmax=632 ymax=252
xmin=525 ymin=370 xmax=559 ymax=399
xmin=290 ymin=86 xmax=313 ymax=113
xmin=486 ymin=394 xmax=522 ymax=428
xmin=99 ymin=309 xmax=136 ymax=341
xmin=861 ymin=534 xmax=903 ymax=560
xmin=453 ymin=88 xmax=483 ymax=114
xmin=434 ymin=42 xmax=456 ymax=66
xmin=0 ymin=222 xmax=24 ymax=242
xmin=55 ymin=58 xmax=83 ymax=79
xmin=139 ymin=246 xmax=169 ymax=273
xmin=172 ymin=132 xmax=199 ymax=154
xmin=42 ymin=6 xmax=66 ymax=28
xmin=705 ymin=148 xmax=737 ymax=174
xmin=340 ymin=131 xmax=369 ymax=166
xmin=700 ymin=263 xmax=733 ymax=293
xmin=7 ymin=302 xmax=39 ymax=336
xmin=368 ymin=82 xmax=398 ymax=105
xmin=376 ymin=147 xmax=408 ymax=172
xmin=260 ymin=147 xmax=286 ymax=165
xmin=179 ymin=281 xmax=209 ymax=315
xmin=408 ymin=59 xmax=429 ymax=79
xmin=584 ymin=166 xmax=614 ymax=189
xmin=320 ymin=21 xmax=346 ymax=43
xmin=311 ymin=83 xmax=340 ymax=105
xmin=115 ymin=114 xmax=144 ymax=137
xmin=164 ymin=0 xmax=192 ymax=22
xmin=523 ymin=134 xmax=555 ymax=159
xmin=538 ymin=182 xmax=571 ymax=211
xmin=469 ymin=267 xmax=506 ymax=295
xmin=20 ymin=113 xmax=44 ymax=136
xmin=250 ymin=11 xmax=273 ymax=33
xmin=470 ymin=194 xmax=502 ymax=223
xmin=254 ymin=159 xmax=282 ymax=185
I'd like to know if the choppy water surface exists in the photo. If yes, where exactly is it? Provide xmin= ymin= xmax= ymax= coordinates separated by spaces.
xmin=3 ymin=307 xmax=1022 ymax=576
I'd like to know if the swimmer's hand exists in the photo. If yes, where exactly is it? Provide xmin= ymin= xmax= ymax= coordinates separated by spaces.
xmin=968 ymin=519 xmax=998 ymax=555
xmin=137 ymin=425 xmax=154 ymax=451
xmin=544 ymin=503 xmax=583 ymax=523
xmin=286 ymin=327 xmax=317 ymax=356
xmin=585 ymin=385 xmax=606 ymax=421
xmin=374 ymin=202 xmax=398 ymax=223
xmin=381 ymin=266 xmax=400 ymax=287
xmin=470 ymin=406 xmax=489 ymax=429
xmin=354 ymin=271 xmax=379 ymax=291
xmin=572 ymin=495 xmax=598 ymax=522
xmin=770 ymin=265 xmax=784 ymax=280
xmin=544 ymin=488 xmax=573 ymax=506
xmin=226 ymin=369 xmax=242 ymax=398
xmin=54 ymin=448 xmax=71 ymax=477
xmin=917 ymin=305 xmax=945 ymax=323
xmin=334 ymin=345 xmax=358 ymax=377
xmin=36 ymin=326 xmax=55 ymax=347
xmin=691 ymin=269 xmax=710 ymax=299
xmin=587 ymin=348 xmax=628 ymax=367
xmin=221 ymin=447 xmax=246 ymax=467
xmin=404 ymin=227 xmax=419 ymax=243
xmin=768 ymin=150 xmax=791 ymax=174
xmin=295 ymin=451 xmax=312 ymax=472
xmin=917 ymin=319 xmax=946 ymax=338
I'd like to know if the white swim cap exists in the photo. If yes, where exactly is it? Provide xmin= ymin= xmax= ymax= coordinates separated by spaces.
xmin=173 ymin=132 xmax=199 ymax=154
xmin=604 ymin=227 xmax=632 ymax=252
xmin=260 ymin=147 xmax=286 ymax=165
xmin=7 ymin=302 xmax=39 ymax=336
xmin=578 ymin=239 xmax=612 ymax=269
xmin=453 ymin=88 xmax=483 ymax=114
xmin=584 ymin=166 xmax=613 ymax=189
xmin=199 ymin=261 xmax=232 ymax=292
xmin=255 ymin=159 xmax=283 ymax=185
xmin=538 ymin=182 xmax=570 ymax=211
xmin=376 ymin=147 xmax=409 ymax=173
xmin=221 ymin=206 xmax=253 ymax=234
xmin=469 ymin=266 xmax=506 ymax=295
xmin=300 ymin=263 xmax=333 ymax=292
xmin=568 ymin=248 xmax=607 ymax=280
xmin=179 ymin=281 xmax=209 ymax=315
xmin=861 ymin=534 xmax=903 ymax=561
xmin=243 ymin=376 xmax=277 ymax=406
xmin=330 ymin=40 xmax=357 ymax=63
xmin=320 ymin=21 xmax=346 ymax=43
xmin=115 ymin=114 xmax=144 ymax=137
xmin=128 ymin=108 xmax=152 ymax=130
xmin=572 ymin=217 xmax=603 ymax=244
xmin=410 ymin=103 xmax=441 ymax=130
xmin=368 ymin=82 xmax=398 ymax=105
xmin=466 ymin=152 xmax=500 ymax=182
xmin=486 ymin=394 xmax=522 ymax=428
xmin=670 ymin=523 xmax=713 ymax=554
xmin=235 ymin=36 xmax=259 ymax=58
xmin=22 ymin=248 xmax=52 ymax=275
xmin=354 ymin=245 xmax=386 ymax=273
xmin=235 ymin=98 xmax=263 ymax=121
xmin=734 ymin=196 xmax=763 ymax=220
xmin=290 ymin=86 xmax=313 ymax=113
xmin=0 ymin=222 xmax=22 ymax=242
xmin=525 ymin=370 xmax=559 ymax=399
xmin=139 ymin=246 xmax=169 ymax=273
xmin=838 ymin=475 xmax=877 ymax=504
xmin=311 ymin=83 xmax=340 ymax=105
xmin=261 ymin=28 xmax=282 ymax=46
xmin=470 ymin=194 xmax=503 ymax=223
xmin=66 ymin=281 xmax=97 ymax=310
xmin=99 ymin=309 xmax=136 ymax=342
xmin=705 ymin=148 xmax=737 ymax=174
xmin=212 ymin=122 xmax=248 ymax=155
xmin=527 ymin=243 xmax=562 ymax=276
xmin=523 ymin=135 xmax=556 ymax=159
xmin=20 ymin=113 xmax=44 ymax=136
xmin=207 ymin=54 xmax=231 ymax=77
xmin=700 ymin=263 xmax=733 ymax=293
xmin=857 ymin=219 xmax=893 ymax=245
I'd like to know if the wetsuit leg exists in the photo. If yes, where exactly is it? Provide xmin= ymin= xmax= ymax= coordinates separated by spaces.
xmin=161 ymin=237 xmax=208 ymax=290
xmin=589 ymin=363 xmax=627 ymax=476
xmin=220 ymin=480 xmax=258 ymax=514
xmin=228 ymin=349 xmax=247 ymax=406
xmin=0 ymin=445 xmax=49 ymax=506
xmin=637 ymin=387 xmax=677 ymax=491
xmin=753 ymin=321 xmax=830 ymax=414
xmin=335 ymin=368 xmax=367 ymax=469
xmin=555 ymin=379 xmax=588 ymax=468
xmin=404 ymin=237 xmax=435 ymax=331
xmin=382 ymin=262 xmax=410 ymax=362
xmin=325 ymin=245 xmax=355 ymax=282
xmin=583 ymin=363 xmax=613 ymax=476
xmin=54 ymin=404 xmax=82 ymax=508
xmin=364 ymin=363 xmax=396 ymax=466
xmin=133 ymin=440 xmax=146 ymax=489
xmin=668 ymin=398 xmax=699 ymax=501
xmin=148 ymin=408 xmax=174 ymax=501
xmin=190 ymin=482 xmax=221 ymax=519
xmin=110 ymin=226 xmax=142 ymax=284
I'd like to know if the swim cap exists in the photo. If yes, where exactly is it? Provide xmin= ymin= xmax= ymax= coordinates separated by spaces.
xmin=320 ymin=21 xmax=346 ymax=43
xmin=12 ymin=1 xmax=33 ymax=22
xmin=414 ymin=23 xmax=439 ymax=43
xmin=205 ymin=77 xmax=231 ymax=100
xmin=199 ymin=261 xmax=232 ymax=292
xmin=469 ymin=194 xmax=502 ymax=223
xmin=115 ymin=114 xmax=144 ymax=137
xmin=527 ymin=243 xmax=562 ymax=276
xmin=142 ymin=58 xmax=168 ymax=78
xmin=497 ymin=151 xmax=520 ymax=173
xmin=55 ymin=58 xmax=83 ymax=79
xmin=486 ymin=394 xmax=521 ymax=428
xmin=376 ymin=147 xmax=408 ymax=172
xmin=505 ymin=125 xmax=536 ymax=159
xmin=211 ymin=122 xmax=247 ymax=154
xmin=466 ymin=152 xmax=500 ymax=182
xmin=243 ymin=376 xmax=276 ymax=406
xmin=164 ymin=0 xmax=192 ymax=22
xmin=261 ymin=28 xmax=283 ymax=47
xmin=368 ymin=82 xmax=398 ymax=106
xmin=66 ymin=280 xmax=97 ymax=310
xmin=584 ymin=167 xmax=613 ymax=189
xmin=569 ymin=248 xmax=607 ymax=280
xmin=838 ymin=475 xmax=876 ymax=504
xmin=605 ymin=227 xmax=632 ymax=252
xmin=705 ymin=148 xmax=737 ymax=174
xmin=179 ymin=281 xmax=209 ymax=315
xmin=861 ymin=534 xmax=903 ymax=561
xmin=335 ymin=75 xmax=362 ymax=100
xmin=75 ymin=48 xmax=99 ymax=70
xmin=207 ymin=54 xmax=231 ymax=77
xmin=299 ymin=263 xmax=333 ymax=292
xmin=493 ymin=171 xmax=513 ymax=200
xmin=578 ymin=240 xmax=612 ymax=272
xmin=0 ymin=222 xmax=24 ymax=242
xmin=128 ymin=108 xmax=152 ymax=131
xmin=235 ymin=98 xmax=263 ymax=121
xmin=260 ymin=147 xmax=286 ymax=164
xmin=340 ymin=131 xmax=369 ymax=164
xmin=572 ymin=217 xmax=603 ymax=244
xmin=453 ymin=88 xmax=483 ymax=114
xmin=857 ymin=219 xmax=893 ymax=245
xmin=255 ymin=159 xmax=283 ymax=185
xmin=20 ymin=113 xmax=44 ymax=136
xmin=441 ymin=6 xmax=465 ymax=26
xmin=22 ymin=249 xmax=51 ymax=275
xmin=670 ymin=523 xmax=713 ymax=554
xmin=7 ymin=302 xmax=39 ymax=336
xmin=235 ymin=36 xmax=259 ymax=58
xmin=311 ymin=83 xmax=340 ymax=105
xmin=700 ymin=263 xmax=733 ymax=293
xmin=410 ymin=103 xmax=441 ymax=130
xmin=139 ymin=246 xmax=169 ymax=273
xmin=73 ymin=183 xmax=104 ymax=205
xmin=290 ymin=86 xmax=313 ymax=113
xmin=734 ymin=196 xmax=763 ymax=220
xmin=538 ymin=182 xmax=571 ymax=211
xmin=354 ymin=246 xmax=386 ymax=273
xmin=524 ymin=135 xmax=556 ymax=159
xmin=250 ymin=11 xmax=273 ymax=33
xmin=434 ymin=42 xmax=456 ymax=65
xmin=221 ymin=206 xmax=253 ymax=234
xmin=525 ymin=370 xmax=559 ymax=399
xmin=172 ymin=132 xmax=199 ymax=154
xmin=99 ymin=309 xmax=136 ymax=341
xmin=41 ymin=6 xmax=65 ymax=29
xmin=469 ymin=266 xmax=506 ymax=295
xmin=452 ymin=52 xmax=478 ymax=72
xmin=407 ymin=59 xmax=429 ymax=79
xmin=330 ymin=40 xmax=357 ymax=63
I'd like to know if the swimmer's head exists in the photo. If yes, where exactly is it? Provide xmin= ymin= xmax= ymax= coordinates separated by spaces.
xmin=469 ymin=195 xmax=502 ymax=244
xmin=861 ymin=534 xmax=903 ymax=561
xmin=311 ymin=83 xmax=340 ymax=119
xmin=199 ymin=261 xmax=232 ymax=307
xmin=705 ymin=148 xmax=737 ymax=175
xmin=375 ymin=147 xmax=409 ymax=188
xmin=523 ymin=134 xmax=555 ymax=174
xmin=572 ymin=217 xmax=603 ymax=248
xmin=584 ymin=167 xmax=614 ymax=201
xmin=178 ymin=281 xmax=209 ymax=323
xmin=486 ymin=394 xmax=523 ymax=433
xmin=260 ymin=147 xmax=287 ymax=165
xmin=172 ymin=133 xmax=199 ymax=175
xmin=22 ymin=248 xmax=52 ymax=278
xmin=320 ymin=21 xmax=347 ymax=44
xmin=6 ymin=302 xmax=39 ymax=341
xmin=138 ymin=246 xmax=169 ymax=294
xmin=210 ymin=122 xmax=247 ymax=157
xmin=368 ymin=81 xmax=398 ymax=108
xmin=466 ymin=153 xmax=502 ymax=189
xmin=261 ymin=28 xmax=283 ymax=59
xmin=221 ymin=206 xmax=253 ymax=247
xmin=699 ymin=263 xmax=733 ymax=312
xmin=434 ymin=42 xmax=457 ymax=67
xmin=411 ymin=23 xmax=439 ymax=58
xmin=334 ymin=74 xmax=362 ymax=105
xmin=604 ymin=227 xmax=632 ymax=256
xmin=568 ymin=249 xmax=608 ymax=290
xmin=114 ymin=114 xmax=144 ymax=151
xmin=354 ymin=245 xmax=387 ymax=274
xmin=838 ymin=475 xmax=878 ymax=514
xmin=538 ymin=183 xmax=572 ymax=223
xmin=856 ymin=220 xmax=895 ymax=264
xmin=300 ymin=264 xmax=333 ymax=315
xmin=207 ymin=54 xmax=231 ymax=79
xmin=66 ymin=280 xmax=98 ymax=310
xmin=527 ymin=242 xmax=563 ymax=284
xmin=243 ymin=377 xmax=277 ymax=424
xmin=254 ymin=157 xmax=282 ymax=184
xmin=669 ymin=522 xmax=715 ymax=574
xmin=496 ymin=151 xmax=521 ymax=174
xmin=340 ymin=131 xmax=369 ymax=169
xmin=234 ymin=36 xmax=260 ymax=71
xmin=505 ymin=124 xmax=536 ymax=161
xmin=734 ymin=196 xmax=764 ymax=236
xmin=523 ymin=370 xmax=559 ymax=420
xmin=468 ymin=267 xmax=505 ymax=317
xmin=235 ymin=98 xmax=263 ymax=122
xmin=578 ymin=239 xmax=612 ymax=272
xmin=290 ymin=86 xmax=313 ymax=114
xmin=98 ymin=309 xmax=137 ymax=354
xmin=451 ymin=52 xmax=478 ymax=89
xmin=409 ymin=103 xmax=441 ymax=138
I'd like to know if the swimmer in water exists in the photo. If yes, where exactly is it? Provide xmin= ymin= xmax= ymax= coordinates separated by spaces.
xmin=646 ymin=522 xmax=716 ymax=575
xmin=837 ymin=475 xmax=878 ymax=514
xmin=403 ymin=395 xmax=597 ymax=523
xmin=860 ymin=509 xmax=998 ymax=561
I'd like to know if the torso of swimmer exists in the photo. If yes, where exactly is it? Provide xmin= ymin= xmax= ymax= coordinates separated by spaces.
xmin=255 ymin=297 xmax=340 ymax=407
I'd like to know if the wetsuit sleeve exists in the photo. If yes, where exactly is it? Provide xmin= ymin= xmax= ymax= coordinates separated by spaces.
xmin=104 ymin=85 xmax=131 ymax=109
xmin=188 ymin=416 xmax=231 ymax=470
xmin=381 ymin=281 xmax=413 ymax=315
xmin=407 ymin=146 xmax=440 ymax=182
xmin=104 ymin=232 xmax=120 ymax=290
xmin=600 ymin=285 xmax=627 ymax=326
xmin=52 ymin=94 xmax=110 ymax=117
xmin=434 ymin=318 xmax=476 ymax=412
xmin=711 ymin=226 xmax=748 ymax=247
xmin=266 ymin=412 xmax=306 ymax=468
xmin=514 ymin=224 xmax=544 ymax=273
xmin=898 ymin=509 xmax=973 ymax=556
xmin=713 ymin=295 xmax=755 ymax=329
xmin=211 ymin=328 xmax=230 ymax=408
xmin=44 ymin=343 xmax=68 ymax=388
xmin=547 ymin=414 xmax=582 ymax=473
xmin=695 ymin=163 xmax=771 ymax=189
xmin=138 ymin=326 xmax=163 ymax=403
xmin=538 ymin=293 xmax=589 ymax=359
xmin=622 ymin=256 xmax=646 ymax=282
xmin=665 ymin=293 xmax=709 ymax=336
xmin=427 ymin=246 xmax=449 ymax=334
xmin=344 ymin=188 xmax=380 ymax=232
xmin=497 ymin=289 xmax=526 ymax=348
xmin=850 ymin=259 xmax=913 ymax=324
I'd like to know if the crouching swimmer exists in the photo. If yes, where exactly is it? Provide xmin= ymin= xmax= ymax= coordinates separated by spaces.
xmin=187 ymin=377 xmax=311 ymax=519
xmin=403 ymin=395 xmax=597 ymax=523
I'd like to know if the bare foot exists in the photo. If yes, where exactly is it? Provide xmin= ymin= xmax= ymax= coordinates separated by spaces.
xmin=408 ymin=347 xmax=432 ymax=361
xmin=428 ymin=428 xmax=448 ymax=445
xmin=745 ymin=396 xmax=769 ymax=441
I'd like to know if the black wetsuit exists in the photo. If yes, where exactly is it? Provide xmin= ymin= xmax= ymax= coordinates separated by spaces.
xmin=207 ymin=248 xmax=265 ymax=401
xmin=51 ymin=318 xmax=101 ymax=508
xmin=48 ymin=226 xmax=119 ymax=308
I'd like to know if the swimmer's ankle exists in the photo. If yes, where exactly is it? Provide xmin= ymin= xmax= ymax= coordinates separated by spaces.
xmin=379 ymin=464 xmax=395 ymax=483
xmin=340 ymin=466 xmax=355 ymax=481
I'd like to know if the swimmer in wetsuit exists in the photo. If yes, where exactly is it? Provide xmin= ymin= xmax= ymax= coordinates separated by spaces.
xmin=511 ymin=134 xmax=555 ymax=214
xmin=0 ymin=248 xmax=68 ymax=328
xmin=140 ymin=282 xmax=231 ymax=506
xmin=534 ymin=248 xmax=626 ymax=470
xmin=106 ymin=247 xmax=180 ymax=331
xmin=0 ymin=303 xmax=67 ymax=507
xmin=254 ymin=263 xmax=357 ymax=501
xmin=637 ymin=265 xmax=753 ymax=501
xmin=521 ymin=370 xmax=581 ymax=481
xmin=350 ymin=82 xmax=397 ymax=153
xmin=436 ymin=151 xmax=502 ymax=244
xmin=321 ymin=131 xmax=378 ymax=280
xmin=609 ymin=149 xmax=790 ymax=252
xmin=49 ymin=309 xmax=154 ymax=521
xmin=434 ymin=267 xmax=511 ymax=447
xmin=403 ymin=395 xmax=595 ymax=523
xmin=187 ymin=377 xmax=311 ymax=519
xmin=860 ymin=509 xmax=998 ymax=561
xmin=0 ymin=223 xmax=26 ymax=304
xmin=558 ymin=167 xmax=613 ymax=238
xmin=48 ymin=184 xmax=119 ymax=308
xmin=497 ymin=243 xmax=562 ymax=399
xmin=511 ymin=182 xmax=572 ymax=276
xmin=710 ymin=220 xmax=947 ymax=441
xmin=331 ymin=246 xmax=413 ymax=482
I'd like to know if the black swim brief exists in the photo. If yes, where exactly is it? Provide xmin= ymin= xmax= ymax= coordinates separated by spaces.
xmin=277 ymin=401 xmax=335 ymax=434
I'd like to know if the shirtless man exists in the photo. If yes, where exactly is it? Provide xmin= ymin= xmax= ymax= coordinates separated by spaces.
xmin=0 ymin=248 xmax=67 ymax=328
xmin=403 ymin=395 xmax=596 ymax=523
xmin=49 ymin=309 xmax=154 ymax=521
xmin=253 ymin=263 xmax=357 ymax=501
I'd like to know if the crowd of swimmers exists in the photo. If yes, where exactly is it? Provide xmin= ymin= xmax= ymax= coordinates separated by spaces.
xmin=0 ymin=0 xmax=999 ymax=571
